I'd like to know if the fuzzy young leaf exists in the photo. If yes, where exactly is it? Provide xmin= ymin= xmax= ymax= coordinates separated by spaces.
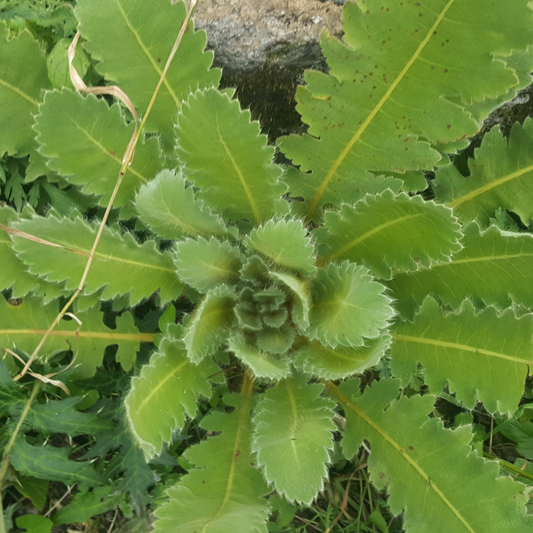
xmin=183 ymin=286 xmax=236 ymax=363
xmin=75 ymin=0 xmax=220 ymax=149
xmin=388 ymin=222 xmax=533 ymax=319
xmin=246 ymin=219 xmax=316 ymax=274
xmin=318 ymin=191 xmax=462 ymax=279
xmin=176 ymin=88 xmax=287 ymax=227
xmin=309 ymin=261 xmax=394 ymax=347
xmin=252 ymin=375 xmax=336 ymax=504
xmin=11 ymin=210 xmax=183 ymax=306
xmin=294 ymin=335 xmax=391 ymax=380
xmin=391 ymin=297 xmax=533 ymax=414
xmin=0 ymin=23 xmax=50 ymax=156
xmin=34 ymin=90 xmax=163 ymax=218
xmin=154 ymin=388 xmax=270 ymax=533
xmin=175 ymin=237 xmax=242 ymax=292
xmin=435 ymin=119 xmax=533 ymax=227
xmin=135 ymin=169 xmax=236 ymax=240
xmin=256 ymin=327 xmax=297 ymax=355
xmin=334 ymin=379 xmax=533 ymax=533
xmin=125 ymin=336 xmax=217 ymax=461
xmin=278 ymin=1 xmax=533 ymax=218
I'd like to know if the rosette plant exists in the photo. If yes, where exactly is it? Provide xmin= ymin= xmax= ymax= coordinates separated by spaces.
xmin=2 ymin=0 xmax=533 ymax=532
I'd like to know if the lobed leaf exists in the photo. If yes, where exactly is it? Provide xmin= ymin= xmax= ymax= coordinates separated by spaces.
xmin=175 ymin=88 xmax=287 ymax=227
xmin=11 ymin=210 xmax=183 ymax=307
xmin=391 ymin=297 xmax=533 ymax=415
xmin=75 ymin=0 xmax=220 ymax=150
xmin=318 ymin=190 xmax=462 ymax=279
xmin=252 ymin=375 xmax=336 ymax=504
xmin=125 ymin=336 xmax=217 ymax=461
xmin=309 ymin=261 xmax=394 ymax=347
xmin=278 ymin=0 xmax=533 ymax=219
xmin=334 ymin=379 xmax=533 ymax=533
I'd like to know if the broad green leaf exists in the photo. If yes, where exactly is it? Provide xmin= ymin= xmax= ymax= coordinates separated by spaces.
xmin=34 ymin=90 xmax=163 ymax=219
xmin=228 ymin=335 xmax=291 ymax=380
xmin=334 ymin=379 xmax=533 ymax=533
xmin=154 ymin=389 xmax=270 ymax=533
xmin=0 ymin=23 xmax=50 ymax=156
xmin=125 ymin=336 xmax=217 ymax=461
xmin=0 ymin=297 xmax=149 ymax=377
xmin=388 ymin=222 xmax=533 ymax=319
xmin=246 ymin=219 xmax=316 ymax=274
xmin=317 ymin=190 xmax=462 ymax=279
xmin=278 ymin=1 xmax=533 ymax=219
xmin=175 ymin=88 xmax=287 ymax=227
xmin=175 ymin=237 xmax=242 ymax=292
xmin=391 ymin=297 xmax=533 ymax=415
xmin=252 ymin=375 xmax=336 ymax=504
xmin=294 ymin=335 xmax=391 ymax=380
xmin=46 ymin=38 xmax=90 ymax=90
xmin=135 ymin=169 xmax=236 ymax=240
xmin=11 ymin=210 xmax=183 ymax=306
xmin=309 ymin=261 xmax=394 ymax=347
xmin=13 ymin=476 xmax=49 ymax=511
xmin=16 ymin=515 xmax=53 ymax=533
xmin=183 ymin=286 xmax=236 ymax=363
xmin=10 ymin=436 xmax=105 ymax=487
xmin=435 ymin=119 xmax=533 ymax=227
xmin=75 ymin=0 xmax=220 ymax=149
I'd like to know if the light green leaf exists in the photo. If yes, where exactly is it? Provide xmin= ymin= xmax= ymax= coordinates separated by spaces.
xmin=309 ymin=261 xmax=394 ymax=347
xmin=318 ymin=191 xmax=462 ymax=279
xmin=154 ymin=389 xmax=270 ymax=533
xmin=388 ymin=222 xmax=533 ymax=319
xmin=125 ymin=336 xmax=217 ymax=461
xmin=0 ymin=297 xmax=149 ymax=378
xmin=11 ymin=210 xmax=183 ymax=306
xmin=175 ymin=237 xmax=242 ymax=292
xmin=246 ymin=219 xmax=316 ymax=274
xmin=0 ymin=23 xmax=50 ymax=156
xmin=46 ymin=38 xmax=90 ymax=90
xmin=252 ymin=375 xmax=336 ymax=504
xmin=435 ymin=119 xmax=533 ymax=227
xmin=75 ymin=0 xmax=220 ymax=149
xmin=16 ymin=514 xmax=53 ymax=533
xmin=135 ymin=169 xmax=236 ymax=240
xmin=34 ymin=90 xmax=163 ymax=219
xmin=333 ymin=379 xmax=533 ymax=533
xmin=256 ymin=327 xmax=297 ymax=355
xmin=228 ymin=335 xmax=291 ymax=380
xmin=295 ymin=335 xmax=391 ymax=380
xmin=183 ymin=286 xmax=236 ymax=363
xmin=175 ymin=88 xmax=287 ymax=227
xmin=391 ymin=297 xmax=533 ymax=415
xmin=278 ymin=1 xmax=533 ymax=219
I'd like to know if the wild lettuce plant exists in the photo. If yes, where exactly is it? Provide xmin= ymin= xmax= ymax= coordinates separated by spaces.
xmin=1 ymin=0 xmax=533 ymax=532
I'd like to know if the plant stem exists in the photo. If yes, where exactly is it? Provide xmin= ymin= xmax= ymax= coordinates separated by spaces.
xmin=483 ymin=452 xmax=533 ymax=482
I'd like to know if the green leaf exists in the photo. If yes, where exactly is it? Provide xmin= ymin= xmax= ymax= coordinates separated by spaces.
xmin=334 ymin=379 xmax=533 ymax=533
xmin=11 ymin=210 xmax=183 ymax=307
xmin=175 ymin=237 xmax=242 ymax=292
xmin=183 ymin=286 xmax=236 ymax=363
xmin=0 ymin=297 xmax=149 ymax=378
xmin=0 ymin=23 xmax=50 ymax=156
xmin=309 ymin=261 xmax=394 ymax=347
xmin=154 ymin=388 xmax=270 ymax=533
xmin=228 ymin=334 xmax=291 ymax=380
xmin=46 ymin=38 xmax=90 ymax=90
xmin=278 ymin=0 xmax=533 ymax=218
xmin=135 ymin=169 xmax=236 ymax=240
xmin=175 ymin=88 xmax=287 ymax=227
xmin=252 ymin=375 xmax=336 ymax=504
xmin=246 ymin=219 xmax=316 ymax=274
xmin=256 ymin=327 xmax=297 ymax=355
xmin=294 ymin=335 xmax=391 ymax=380
xmin=435 ymin=119 xmax=533 ymax=227
xmin=388 ymin=222 xmax=533 ymax=319
xmin=16 ymin=514 xmax=53 ymax=533
xmin=75 ymin=0 xmax=220 ymax=150
xmin=15 ymin=476 xmax=49 ymax=511
xmin=391 ymin=297 xmax=533 ymax=414
xmin=34 ymin=90 xmax=163 ymax=219
xmin=125 ymin=336 xmax=217 ymax=461
xmin=318 ymin=190 xmax=462 ymax=279
xmin=10 ymin=436 xmax=105 ymax=487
